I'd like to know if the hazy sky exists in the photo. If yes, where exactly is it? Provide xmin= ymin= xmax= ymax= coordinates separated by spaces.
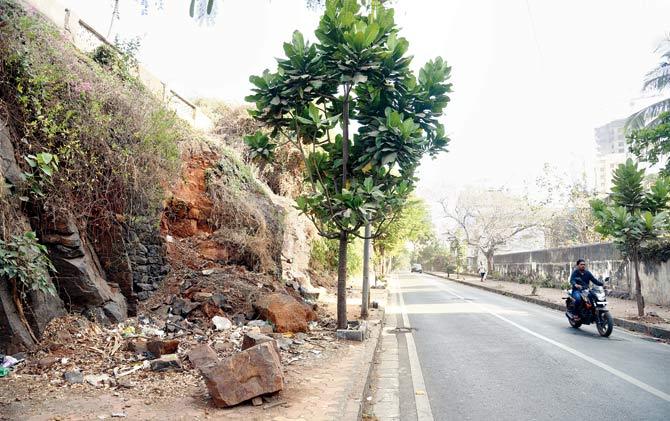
xmin=60 ymin=0 xmax=670 ymax=214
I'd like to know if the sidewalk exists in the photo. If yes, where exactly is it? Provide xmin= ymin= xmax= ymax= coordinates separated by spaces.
xmin=1 ymin=288 xmax=386 ymax=421
xmin=428 ymin=272 xmax=670 ymax=340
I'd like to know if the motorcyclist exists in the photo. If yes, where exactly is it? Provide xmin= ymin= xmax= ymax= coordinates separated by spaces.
xmin=568 ymin=259 xmax=603 ymax=320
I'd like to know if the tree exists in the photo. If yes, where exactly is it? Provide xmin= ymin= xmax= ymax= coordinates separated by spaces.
xmin=414 ymin=237 xmax=449 ymax=271
xmin=442 ymin=189 xmax=537 ymax=273
xmin=627 ymin=111 xmax=670 ymax=176
xmin=245 ymin=0 xmax=451 ymax=328
xmin=373 ymin=197 xmax=432 ymax=277
xmin=591 ymin=159 xmax=670 ymax=317
xmin=533 ymin=164 xmax=602 ymax=247
xmin=627 ymin=38 xmax=670 ymax=129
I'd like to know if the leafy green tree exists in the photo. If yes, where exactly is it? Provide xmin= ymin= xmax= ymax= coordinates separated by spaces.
xmin=591 ymin=159 xmax=670 ymax=316
xmin=415 ymin=238 xmax=449 ymax=271
xmin=627 ymin=38 xmax=670 ymax=129
xmin=373 ymin=197 xmax=432 ymax=277
xmin=627 ymin=111 xmax=670 ymax=176
xmin=245 ymin=0 xmax=451 ymax=328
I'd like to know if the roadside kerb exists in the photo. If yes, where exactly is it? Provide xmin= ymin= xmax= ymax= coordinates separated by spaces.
xmin=427 ymin=272 xmax=670 ymax=340
xmin=342 ymin=302 xmax=386 ymax=420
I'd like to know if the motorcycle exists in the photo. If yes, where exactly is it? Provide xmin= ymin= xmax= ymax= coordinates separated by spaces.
xmin=564 ymin=277 xmax=614 ymax=337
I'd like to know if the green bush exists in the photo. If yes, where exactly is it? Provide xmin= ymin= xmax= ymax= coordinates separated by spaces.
xmin=0 ymin=231 xmax=56 ymax=297
xmin=0 ymin=2 xmax=184 ymax=227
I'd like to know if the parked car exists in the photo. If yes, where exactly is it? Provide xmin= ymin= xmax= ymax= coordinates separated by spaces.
xmin=411 ymin=263 xmax=423 ymax=273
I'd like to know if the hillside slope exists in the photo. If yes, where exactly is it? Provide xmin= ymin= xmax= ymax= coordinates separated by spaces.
xmin=0 ymin=0 xmax=317 ymax=353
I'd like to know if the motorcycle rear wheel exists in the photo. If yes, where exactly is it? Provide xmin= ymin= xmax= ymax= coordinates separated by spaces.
xmin=597 ymin=311 xmax=613 ymax=337
xmin=568 ymin=316 xmax=582 ymax=329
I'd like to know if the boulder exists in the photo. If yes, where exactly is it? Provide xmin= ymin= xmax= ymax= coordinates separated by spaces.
xmin=188 ymin=344 xmax=218 ymax=370
xmin=241 ymin=332 xmax=274 ymax=351
xmin=200 ymin=342 xmax=283 ymax=407
xmin=42 ymin=213 xmax=128 ymax=322
xmin=254 ymin=293 xmax=317 ymax=333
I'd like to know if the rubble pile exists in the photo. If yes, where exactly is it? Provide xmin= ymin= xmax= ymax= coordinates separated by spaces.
xmin=3 ymin=284 xmax=338 ymax=408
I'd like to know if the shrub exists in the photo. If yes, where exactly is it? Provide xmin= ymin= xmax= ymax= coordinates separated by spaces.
xmin=0 ymin=2 xmax=184 ymax=231
xmin=0 ymin=231 xmax=56 ymax=297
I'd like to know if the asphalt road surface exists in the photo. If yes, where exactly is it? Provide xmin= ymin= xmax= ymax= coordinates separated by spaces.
xmin=394 ymin=272 xmax=670 ymax=421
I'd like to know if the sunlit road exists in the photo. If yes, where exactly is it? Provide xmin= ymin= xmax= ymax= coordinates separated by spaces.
xmin=392 ymin=272 xmax=670 ymax=420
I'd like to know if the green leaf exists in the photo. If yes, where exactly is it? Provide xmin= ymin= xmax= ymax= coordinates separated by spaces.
xmin=381 ymin=152 xmax=397 ymax=166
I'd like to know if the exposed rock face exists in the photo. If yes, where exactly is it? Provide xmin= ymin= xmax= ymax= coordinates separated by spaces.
xmin=41 ymin=212 xmax=127 ymax=324
xmin=0 ymin=119 xmax=66 ymax=353
xmin=0 ymin=118 xmax=22 ymax=186
xmin=254 ymin=293 xmax=317 ymax=333
xmin=272 ymin=196 xmax=316 ymax=287
xmin=200 ymin=342 xmax=283 ymax=407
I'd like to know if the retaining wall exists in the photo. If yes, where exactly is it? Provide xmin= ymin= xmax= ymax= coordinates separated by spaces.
xmin=495 ymin=243 xmax=670 ymax=306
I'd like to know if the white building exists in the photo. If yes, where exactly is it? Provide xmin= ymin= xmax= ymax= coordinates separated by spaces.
xmin=594 ymin=118 xmax=630 ymax=194
xmin=595 ymin=152 xmax=628 ymax=193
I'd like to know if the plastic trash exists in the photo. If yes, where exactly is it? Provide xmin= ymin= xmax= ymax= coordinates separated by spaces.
xmin=1 ymin=356 xmax=18 ymax=368
xmin=0 ymin=367 xmax=9 ymax=377
xmin=121 ymin=326 xmax=136 ymax=337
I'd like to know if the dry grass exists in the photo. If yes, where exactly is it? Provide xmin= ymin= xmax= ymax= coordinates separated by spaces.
xmin=205 ymin=152 xmax=285 ymax=275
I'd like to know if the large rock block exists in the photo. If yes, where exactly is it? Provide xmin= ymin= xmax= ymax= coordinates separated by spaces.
xmin=200 ymin=342 xmax=283 ymax=407
xmin=0 ymin=128 xmax=66 ymax=352
xmin=255 ymin=293 xmax=317 ymax=333
xmin=188 ymin=344 xmax=218 ymax=370
xmin=42 ymin=213 xmax=128 ymax=323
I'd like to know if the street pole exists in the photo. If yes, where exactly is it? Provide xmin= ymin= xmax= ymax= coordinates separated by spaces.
xmin=361 ymin=222 xmax=371 ymax=319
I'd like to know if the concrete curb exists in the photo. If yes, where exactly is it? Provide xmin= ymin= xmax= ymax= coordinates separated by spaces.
xmin=427 ymin=272 xmax=670 ymax=341
xmin=342 ymin=306 xmax=386 ymax=421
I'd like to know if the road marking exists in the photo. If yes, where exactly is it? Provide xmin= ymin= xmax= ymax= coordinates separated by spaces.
xmin=392 ymin=275 xmax=434 ymax=421
xmin=431 ymin=278 xmax=670 ymax=403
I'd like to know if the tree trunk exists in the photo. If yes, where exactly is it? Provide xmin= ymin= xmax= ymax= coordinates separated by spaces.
xmin=361 ymin=222 xmax=371 ymax=319
xmin=633 ymin=250 xmax=645 ymax=317
xmin=337 ymin=231 xmax=348 ymax=330
xmin=486 ymin=251 xmax=494 ymax=274
xmin=379 ymin=246 xmax=386 ymax=277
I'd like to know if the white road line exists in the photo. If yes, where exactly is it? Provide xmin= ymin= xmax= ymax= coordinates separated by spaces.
xmin=431 ymin=278 xmax=670 ymax=403
xmin=392 ymin=275 xmax=434 ymax=421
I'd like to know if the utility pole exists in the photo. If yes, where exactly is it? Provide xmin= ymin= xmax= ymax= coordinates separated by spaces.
xmin=361 ymin=222 xmax=371 ymax=318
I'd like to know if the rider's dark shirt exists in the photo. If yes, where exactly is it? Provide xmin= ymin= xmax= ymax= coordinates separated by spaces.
xmin=569 ymin=269 xmax=603 ymax=289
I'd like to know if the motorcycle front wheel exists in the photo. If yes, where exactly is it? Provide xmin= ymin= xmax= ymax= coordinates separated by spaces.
xmin=597 ymin=311 xmax=614 ymax=337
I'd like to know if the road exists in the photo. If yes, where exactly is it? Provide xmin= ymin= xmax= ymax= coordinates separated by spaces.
xmin=372 ymin=272 xmax=670 ymax=420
